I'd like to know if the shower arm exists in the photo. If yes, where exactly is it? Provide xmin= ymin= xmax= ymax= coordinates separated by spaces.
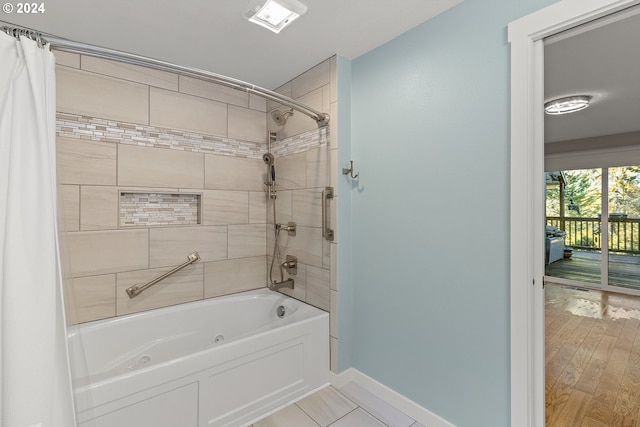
xmin=0 ymin=21 xmax=330 ymax=126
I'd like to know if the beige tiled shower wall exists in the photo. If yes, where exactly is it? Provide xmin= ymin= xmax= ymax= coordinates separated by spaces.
xmin=55 ymin=50 xmax=269 ymax=323
xmin=265 ymin=57 xmax=341 ymax=372
xmin=55 ymin=49 xmax=340 ymax=372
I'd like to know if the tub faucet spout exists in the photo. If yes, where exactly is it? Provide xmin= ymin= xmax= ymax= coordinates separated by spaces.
xmin=269 ymin=278 xmax=294 ymax=291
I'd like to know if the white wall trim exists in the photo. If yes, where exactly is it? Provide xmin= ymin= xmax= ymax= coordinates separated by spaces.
xmin=508 ymin=1 xmax=640 ymax=426
xmin=328 ymin=368 xmax=354 ymax=388
xmin=331 ymin=368 xmax=456 ymax=427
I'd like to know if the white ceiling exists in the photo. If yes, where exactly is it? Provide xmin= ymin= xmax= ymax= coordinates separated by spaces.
xmin=2 ymin=0 xmax=461 ymax=90
xmin=544 ymin=7 xmax=640 ymax=144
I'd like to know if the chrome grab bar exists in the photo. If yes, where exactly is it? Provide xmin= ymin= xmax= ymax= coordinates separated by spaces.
xmin=322 ymin=187 xmax=334 ymax=241
xmin=126 ymin=252 xmax=200 ymax=299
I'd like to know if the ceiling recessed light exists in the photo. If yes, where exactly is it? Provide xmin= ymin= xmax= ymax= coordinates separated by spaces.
xmin=243 ymin=0 xmax=308 ymax=34
xmin=544 ymin=95 xmax=592 ymax=115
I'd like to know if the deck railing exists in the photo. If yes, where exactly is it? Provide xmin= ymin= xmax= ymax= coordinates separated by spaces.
xmin=546 ymin=216 xmax=640 ymax=254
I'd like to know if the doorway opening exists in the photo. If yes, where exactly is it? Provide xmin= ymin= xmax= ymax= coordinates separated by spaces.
xmin=541 ymin=4 xmax=640 ymax=426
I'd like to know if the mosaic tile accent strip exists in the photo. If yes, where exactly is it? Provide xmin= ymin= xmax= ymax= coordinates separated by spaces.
xmin=56 ymin=113 xmax=264 ymax=159
xmin=272 ymin=126 xmax=330 ymax=157
xmin=120 ymin=192 xmax=200 ymax=227
xmin=55 ymin=113 xmax=330 ymax=159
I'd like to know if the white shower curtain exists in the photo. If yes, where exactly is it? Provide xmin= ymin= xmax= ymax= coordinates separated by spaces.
xmin=0 ymin=32 xmax=76 ymax=426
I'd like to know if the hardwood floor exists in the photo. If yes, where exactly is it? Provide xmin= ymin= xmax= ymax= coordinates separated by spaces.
xmin=546 ymin=284 xmax=640 ymax=426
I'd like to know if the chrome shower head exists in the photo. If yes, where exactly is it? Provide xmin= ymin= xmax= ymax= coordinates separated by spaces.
xmin=271 ymin=109 xmax=294 ymax=126
xmin=262 ymin=153 xmax=275 ymax=165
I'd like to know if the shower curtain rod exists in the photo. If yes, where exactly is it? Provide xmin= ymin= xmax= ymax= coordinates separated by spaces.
xmin=0 ymin=21 xmax=330 ymax=126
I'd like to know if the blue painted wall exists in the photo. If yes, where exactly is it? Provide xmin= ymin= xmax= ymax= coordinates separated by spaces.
xmin=343 ymin=1 xmax=558 ymax=426
xmin=336 ymin=55 xmax=354 ymax=372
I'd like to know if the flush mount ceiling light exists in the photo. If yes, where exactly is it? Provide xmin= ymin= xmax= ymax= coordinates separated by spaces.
xmin=544 ymin=95 xmax=592 ymax=115
xmin=243 ymin=0 xmax=308 ymax=34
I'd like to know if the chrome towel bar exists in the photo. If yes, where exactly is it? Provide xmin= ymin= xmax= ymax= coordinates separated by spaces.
xmin=126 ymin=252 xmax=200 ymax=299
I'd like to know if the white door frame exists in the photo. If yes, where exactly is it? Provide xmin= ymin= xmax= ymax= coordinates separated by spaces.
xmin=508 ymin=0 xmax=640 ymax=426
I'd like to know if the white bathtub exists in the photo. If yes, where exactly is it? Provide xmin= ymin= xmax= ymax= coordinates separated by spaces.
xmin=70 ymin=289 xmax=329 ymax=427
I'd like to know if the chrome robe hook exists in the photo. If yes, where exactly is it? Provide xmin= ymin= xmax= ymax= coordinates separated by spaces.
xmin=342 ymin=160 xmax=359 ymax=179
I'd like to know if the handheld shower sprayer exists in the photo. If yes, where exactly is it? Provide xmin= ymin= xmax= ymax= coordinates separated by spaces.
xmin=263 ymin=153 xmax=275 ymax=180
xmin=263 ymin=153 xmax=276 ymax=184
xmin=262 ymin=152 xmax=274 ymax=165
xmin=264 ymin=131 xmax=277 ymax=200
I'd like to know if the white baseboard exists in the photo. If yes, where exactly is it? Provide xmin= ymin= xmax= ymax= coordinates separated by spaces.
xmin=330 ymin=368 xmax=456 ymax=427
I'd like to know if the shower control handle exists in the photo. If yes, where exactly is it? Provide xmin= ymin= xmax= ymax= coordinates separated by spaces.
xmin=282 ymin=255 xmax=297 ymax=275
xmin=276 ymin=222 xmax=296 ymax=236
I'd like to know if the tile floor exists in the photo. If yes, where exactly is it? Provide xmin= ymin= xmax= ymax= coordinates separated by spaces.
xmin=250 ymin=382 xmax=426 ymax=427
